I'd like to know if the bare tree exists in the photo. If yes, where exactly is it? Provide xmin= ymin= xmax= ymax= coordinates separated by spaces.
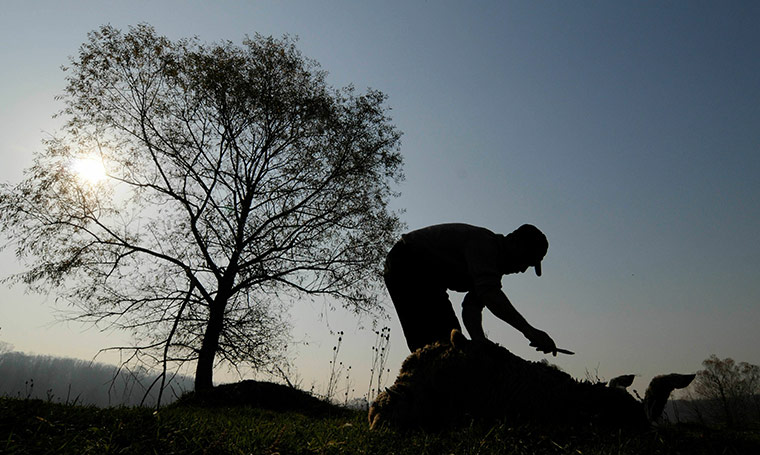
xmin=690 ymin=355 xmax=760 ymax=427
xmin=0 ymin=24 xmax=404 ymax=393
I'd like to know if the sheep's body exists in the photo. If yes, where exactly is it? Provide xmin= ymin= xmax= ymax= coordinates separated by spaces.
xmin=369 ymin=330 xmax=693 ymax=430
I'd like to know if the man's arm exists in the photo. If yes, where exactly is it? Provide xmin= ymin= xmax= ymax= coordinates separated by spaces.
xmin=477 ymin=288 xmax=558 ymax=355
xmin=461 ymin=297 xmax=486 ymax=340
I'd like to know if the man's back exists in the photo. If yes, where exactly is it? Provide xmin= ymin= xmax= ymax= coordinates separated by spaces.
xmin=401 ymin=223 xmax=504 ymax=292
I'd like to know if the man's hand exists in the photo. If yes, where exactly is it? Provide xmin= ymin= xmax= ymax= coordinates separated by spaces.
xmin=526 ymin=328 xmax=558 ymax=356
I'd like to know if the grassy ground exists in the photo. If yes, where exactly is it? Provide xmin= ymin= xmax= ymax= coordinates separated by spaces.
xmin=2 ymin=396 xmax=759 ymax=454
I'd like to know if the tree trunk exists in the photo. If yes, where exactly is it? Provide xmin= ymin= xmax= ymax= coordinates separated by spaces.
xmin=195 ymin=248 xmax=240 ymax=392
xmin=194 ymin=299 xmax=226 ymax=392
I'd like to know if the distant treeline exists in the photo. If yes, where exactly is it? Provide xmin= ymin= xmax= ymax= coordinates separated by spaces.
xmin=664 ymin=398 xmax=760 ymax=428
xmin=0 ymin=351 xmax=193 ymax=407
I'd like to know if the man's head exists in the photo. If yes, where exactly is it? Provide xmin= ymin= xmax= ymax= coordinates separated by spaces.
xmin=506 ymin=224 xmax=548 ymax=276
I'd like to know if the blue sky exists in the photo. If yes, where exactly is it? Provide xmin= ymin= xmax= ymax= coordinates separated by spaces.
xmin=1 ymin=1 xmax=759 ymax=398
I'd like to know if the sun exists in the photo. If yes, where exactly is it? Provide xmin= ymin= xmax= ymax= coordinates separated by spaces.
xmin=71 ymin=156 xmax=107 ymax=184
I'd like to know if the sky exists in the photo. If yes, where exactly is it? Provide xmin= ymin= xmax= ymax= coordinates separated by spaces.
xmin=1 ymin=1 xmax=759 ymax=400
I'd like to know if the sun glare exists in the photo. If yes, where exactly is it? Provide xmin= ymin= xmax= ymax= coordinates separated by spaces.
xmin=72 ymin=157 xmax=107 ymax=184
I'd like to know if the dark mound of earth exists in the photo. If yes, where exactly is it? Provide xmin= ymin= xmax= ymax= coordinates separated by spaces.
xmin=175 ymin=380 xmax=348 ymax=416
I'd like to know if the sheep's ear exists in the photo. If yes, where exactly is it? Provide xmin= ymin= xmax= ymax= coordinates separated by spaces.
xmin=450 ymin=329 xmax=467 ymax=348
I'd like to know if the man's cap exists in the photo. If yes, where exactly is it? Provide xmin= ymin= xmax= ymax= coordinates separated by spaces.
xmin=511 ymin=224 xmax=548 ymax=277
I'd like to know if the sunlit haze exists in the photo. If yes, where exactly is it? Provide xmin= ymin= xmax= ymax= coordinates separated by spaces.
xmin=1 ymin=1 xmax=759 ymax=401
xmin=71 ymin=156 xmax=107 ymax=184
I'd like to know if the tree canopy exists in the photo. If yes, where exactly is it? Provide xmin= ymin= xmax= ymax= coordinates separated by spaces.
xmin=691 ymin=355 xmax=760 ymax=427
xmin=0 ymin=24 xmax=404 ymax=392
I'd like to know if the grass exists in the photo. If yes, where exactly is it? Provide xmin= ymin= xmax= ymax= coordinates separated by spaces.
xmin=2 ymin=396 xmax=759 ymax=455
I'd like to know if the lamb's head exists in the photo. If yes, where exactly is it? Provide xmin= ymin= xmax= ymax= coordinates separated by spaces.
xmin=644 ymin=373 xmax=696 ymax=422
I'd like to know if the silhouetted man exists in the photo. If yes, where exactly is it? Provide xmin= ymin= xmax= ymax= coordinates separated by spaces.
xmin=384 ymin=223 xmax=558 ymax=354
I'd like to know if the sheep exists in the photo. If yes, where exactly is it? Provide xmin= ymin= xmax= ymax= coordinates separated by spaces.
xmin=369 ymin=329 xmax=694 ymax=430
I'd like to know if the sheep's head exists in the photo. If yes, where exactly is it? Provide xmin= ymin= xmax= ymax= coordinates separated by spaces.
xmin=644 ymin=373 xmax=696 ymax=421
